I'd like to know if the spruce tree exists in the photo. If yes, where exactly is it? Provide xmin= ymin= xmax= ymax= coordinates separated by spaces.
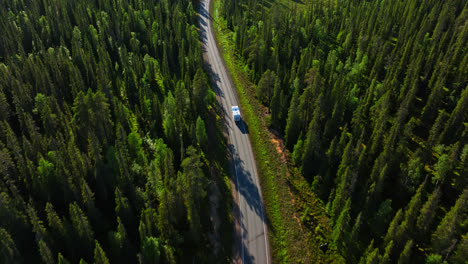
xmin=0 ymin=228 xmax=21 ymax=264
xmin=284 ymin=86 xmax=301 ymax=149
xmin=416 ymin=188 xmax=441 ymax=234
xmin=195 ymin=116 xmax=208 ymax=150
xmin=93 ymin=240 xmax=110 ymax=264
xmin=332 ymin=198 xmax=351 ymax=251
xmin=38 ymin=239 xmax=55 ymax=264
xmin=449 ymin=232 xmax=468 ymax=264
xmin=397 ymin=240 xmax=414 ymax=264
xmin=431 ymin=189 xmax=468 ymax=255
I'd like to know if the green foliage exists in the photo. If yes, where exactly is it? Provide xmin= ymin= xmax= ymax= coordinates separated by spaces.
xmin=369 ymin=199 xmax=393 ymax=237
xmin=416 ymin=188 xmax=441 ymax=234
xmin=179 ymin=146 xmax=208 ymax=245
xmin=0 ymin=0 xmax=229 ymax=261
xmin=195 ymin=116 xmax=208 ymax=150
xmin=432 ymin=154 xmax=452 ymax=185
xmin=0 ymin=228 xmax=20 ymax=264
xmin=449 ymin=233 xmax=468 ymax=264
xmin=397 ymin=240 xmax=413 ymax=264
xmin=141 ymin=237 xmax=161 ymax=264
xmin=332 ymin=198 xmax=351 ymax=251
xmin=93 ymin=240 xmax=110 ymax=264
xmin=58 ymin=253 xmax=70 ymax=264
xmin=212 ymin=2 xmax=343 ymax=261
xmin=192 ymin=69 xmax=210 ymax=114
xmin=256 ymin=70 xmax=277 ymax=106
xmin=37 ymin=158 xmax=55 ymax=194
xmin=431 ymin=189 xmax=468 ymax=254
xmin=292 ymin=139 xmax=304 ymax=165
xmin=220 ymin=0 xmax=468 ymax=262
xmin=406 ymin=156 xmax=423 ymax=192
xmin=285 ymin=87 xmax=301 ymax=149
xmin=425 ymin=254 xmax=445 ymax=264
xmin=38 ymin=239 xmax=54 ymax=264
xmin=69 ymin=202 xmax=94 ymax=258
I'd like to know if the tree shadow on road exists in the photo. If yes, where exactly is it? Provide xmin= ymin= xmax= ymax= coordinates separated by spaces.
xmin=228 ymin=144 xmax=274 ymax=263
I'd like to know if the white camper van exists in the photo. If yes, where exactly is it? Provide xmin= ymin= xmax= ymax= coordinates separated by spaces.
xmin=232 ymin=106 xmax=241 ymax=122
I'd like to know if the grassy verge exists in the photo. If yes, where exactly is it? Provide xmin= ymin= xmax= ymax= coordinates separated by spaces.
xmin=211 ymin=0 xmax=344 ymax=263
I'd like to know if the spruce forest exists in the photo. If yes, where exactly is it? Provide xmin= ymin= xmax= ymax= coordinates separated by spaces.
xmin=0 ymin=0 xmax=231 ymax=263
xmin=219 ymin=0 xmax=467 ymax=263
xmin=0 ymin=0 xmax=467 ymax=263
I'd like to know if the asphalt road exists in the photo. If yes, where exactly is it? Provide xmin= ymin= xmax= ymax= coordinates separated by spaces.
xmin=198 ymin=0 xmax=270 ymax=263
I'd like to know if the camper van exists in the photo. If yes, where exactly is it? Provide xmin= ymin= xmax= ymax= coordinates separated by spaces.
xmin=232 ymin=106 xmax=241 ymax=122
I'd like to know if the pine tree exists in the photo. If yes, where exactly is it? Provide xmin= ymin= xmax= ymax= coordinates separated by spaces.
xmin=0 ymin=228 xmax=21 ymax=264
xmin=179 ymin=146 xmax=208 ymax=245
xmin=292 ymin=139 xmax=304 ymax=165
xmin=301 ymin=104 xmax=323 ymax=177
xmin=0 ymin=90 xmax=11 ymax=122
xmin=384 ymin=209 xmax=403 ymax=245
xmin=45 ymin=202 xmax=68 ymax=252
xmin=425 ymin=254 xmax=444 ymax=264
xmin=69 ymin=202 xmax=94 ymax=259
xmin=359 ymin=240 xmax=380 ymax=264
xmin=38 ymin=239 xmax=55 ymax=264
xmin=195 ymin=116 xmax=208 ymax=150
xmin=27 ymin=203 xmax=48 ymax=243
xmin=332 ymin=198 xmax=351 ymax=251
xmin=114 ymin=188 xmax=135 ymax=232
xmin=192 ymin=69 xmax=209 ymax=115
xmin=285 ymin=86 xmax=301 ymax=149
xmin=141 ymin=237 xmax=161 ymax=264
xmin=93 ymin=240 xmax=110 ymax=264
xmin=347 ymin=211 xmax=363 ymax=259
xmin=370 ymin=199 xmax=393 ymax=237
xmin=439 ymin=85 xmax=468 ymax=143
xmin=405 ymin=155 xmax=423 ymax=193
xmin=416 ymin=188 xmax=441 ymax=234
xmin=399 ymin=181 xmax=426 ymax=235
xmin=397 ymin=240 xmax=414 ymax=264
xmin=380 ymin=240 xmax=393 ymax=264
xmin=57 ymin=253 xmax=70 ymax=264
xmin=270 ymin=76 xmax=282 ymax=128
xmin=449 ymin=232 xmax=468 ymax=264
xmin=256 ymin=70 xmax=277 ymax=107
xmin=431 ymin=189 xmax=468 ymax=255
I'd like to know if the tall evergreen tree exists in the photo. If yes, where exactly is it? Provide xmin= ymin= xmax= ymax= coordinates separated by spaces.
xmin=0 ymin=228 xmax=21 ymax=264
xmin=93 ymin=240 xmax=110 ymax=264
xmin=431 ymin=189 xmax=468 ymax=255
xmin=285 ymin=86 xmax=301 ymax=149
xmin=416 ymin=188 xmax=441 ymax=234
xmin=195 ymin=116 xmax=208 ymax=150
xmin=397 ymin=240 xmax=414 ymax=264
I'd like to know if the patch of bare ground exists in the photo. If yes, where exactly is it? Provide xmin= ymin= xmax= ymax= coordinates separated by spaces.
xmin=239 ymin=73 xmax=337 ymax=262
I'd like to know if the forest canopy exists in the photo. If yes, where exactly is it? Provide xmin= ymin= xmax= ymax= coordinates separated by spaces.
xmin=0 ymin=0 xmax=228 ymax=263
xmin=220 ymin=0 xmax=468 ymax=262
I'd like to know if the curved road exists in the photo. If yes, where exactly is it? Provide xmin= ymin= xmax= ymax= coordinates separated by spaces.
xmin=199 ymin=0 xmax=270 ymax=263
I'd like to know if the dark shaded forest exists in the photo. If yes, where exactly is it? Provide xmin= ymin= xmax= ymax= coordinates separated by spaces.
xmin=220 ymin=0 xmax=467 ymax=262
xmin=0 ymin=0 xmax=231 ymax=263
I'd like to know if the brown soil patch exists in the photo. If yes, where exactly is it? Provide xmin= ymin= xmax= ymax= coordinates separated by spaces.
xmin=270 ymin=138 xmax=287 ymax=163
xmin=289 ymin=190 xmax=302 ymax=227
xmin=269 ymin=130 xmax=304 ymax=229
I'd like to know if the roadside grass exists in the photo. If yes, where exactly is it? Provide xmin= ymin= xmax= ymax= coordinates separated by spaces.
xmin=212 ymin=0 xmax=344 ymax=262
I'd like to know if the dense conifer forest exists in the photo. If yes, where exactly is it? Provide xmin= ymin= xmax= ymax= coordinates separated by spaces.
xmin=220 ymin=0 xmax=467 ymax=262
xmin=0 ymin=0 xmax=232 ymax=263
